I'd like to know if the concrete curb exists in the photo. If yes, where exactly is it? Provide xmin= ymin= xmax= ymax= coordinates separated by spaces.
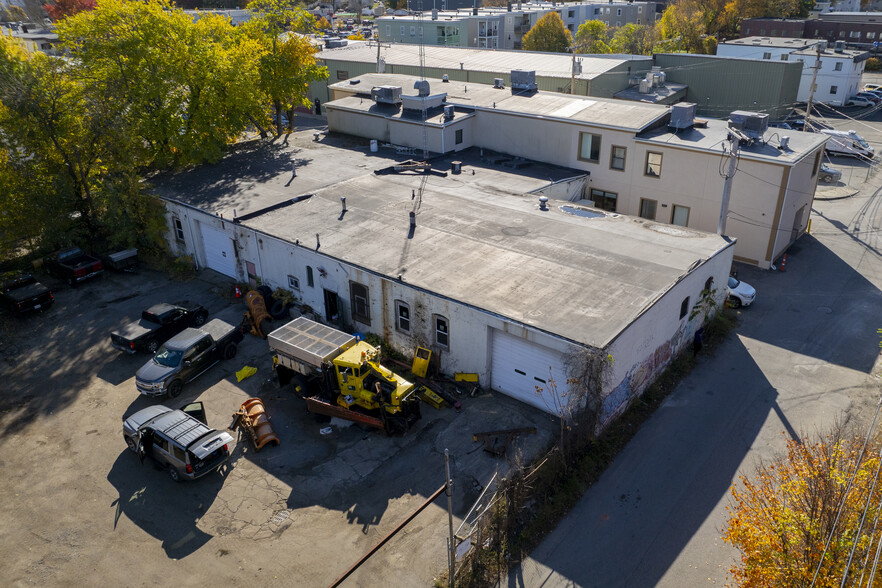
xmin=815 ymin=188 xmax=860 ymax=202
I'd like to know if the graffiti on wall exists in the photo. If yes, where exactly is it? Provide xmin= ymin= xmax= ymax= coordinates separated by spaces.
xmin=599 ymin=320 xmax=695 ymax=427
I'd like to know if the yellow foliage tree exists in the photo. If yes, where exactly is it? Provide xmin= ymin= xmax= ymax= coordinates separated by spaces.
xmin=723 ymin=430 xmax=882 ymax=586
xmin=522 ymin=12 xmax=572 ymax=54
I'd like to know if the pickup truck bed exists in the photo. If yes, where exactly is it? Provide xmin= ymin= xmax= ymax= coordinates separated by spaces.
xmin=1 ymin=274 xmax=54 ymax=316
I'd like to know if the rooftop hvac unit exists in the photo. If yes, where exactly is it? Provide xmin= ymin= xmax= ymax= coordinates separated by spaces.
xmin=493 ymin=78 xmax=505 ymax=89
xmin=443 ymin=104 xmax=455 ymax=121
xmin=818 ymin=40 xmax=828 ymax=51
xmin=432 ymin=8 xmax=438 ymax=19
xmin=669 ymin=102 xmax=697 ymax=130
xmin=639 ymin=79 xmax=651 ymax=93
xmin=652 ymin=73 xmax=662 ymax=86
xmin=834 ymin=40 xmax=845 ymax=53
xmin=414 ymin=79 xmax=430 ymax=97
xmin=728 ymin=110 xmax=769 ymax=139
xmin=371 ymin=85 xmax=403 ymax=104
xmin=325 ymin=38 xmax=348 ymax=48
xmin=511 ymin=69 xmax=537 ymax=91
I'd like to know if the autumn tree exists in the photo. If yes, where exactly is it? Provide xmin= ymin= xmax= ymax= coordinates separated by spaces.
xmin=43 ymin=0 xmax=96 ymax=21
xmin=724 ymin=429 xmax=882 ymax=586
xmin=244 ymin=0 xmax=328 ymax=135
xmin=522 ymin=12 xmax=572 ymax=54
xmin=574 ymin=20 xmax=610 ymax=54
xmin=315 ymin=16 xmax=331 ymax=29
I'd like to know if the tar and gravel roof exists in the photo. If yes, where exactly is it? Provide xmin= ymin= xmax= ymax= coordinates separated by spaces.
xmin=155 ymin=132 xmax=732 ymax=350
xmin=317 ymin=43 xmax=649 ymax=81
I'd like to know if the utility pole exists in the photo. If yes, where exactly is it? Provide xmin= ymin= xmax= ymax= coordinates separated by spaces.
xmin=804 ymin=43 xmax=822 ymax=127
xmin=445 ymin=449 xmax=455 ymax=588
xmin=570 ymin=42 xmax=583 ymax=95
xmin=368 ymin=40 xmax=391 ymax=73
xmin=718 ymin=133 xmax=740 ymax=236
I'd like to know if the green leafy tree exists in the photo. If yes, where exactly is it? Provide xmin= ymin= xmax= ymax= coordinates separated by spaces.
xmin=58 ymin=0 xmax=265 ymax=168
xmin=575 ymin=20 xmax=611 ymax=54
xmin=522 ymin=12 xmax=572 ymax=54
xmin=244 ymin=0 xmax=328 ymax=135
xmin=609 ymin=23 xmax=641 ymax=54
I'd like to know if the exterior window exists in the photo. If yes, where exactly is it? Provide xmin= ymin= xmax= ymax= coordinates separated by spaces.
xmin=336 ymin=70 xmax=348 ymax=80
xmin=870 ymin=32 xmax=877 ymax=40
xmin=645 ymin=152 xmax=663 ymax=177
xmin=780 ymin=54 xmax=788 ymax=61
xmin=386 ymin=24 xmax=391 ymax=36
xmin=835 ymin=62 xmax=843 ymax=71
xmin=771 ymin=29 xmax=777 ymax=36
xmin=610 ymin=145 xmax=626 ymax=170
xmin=434 ymin=315 xmax=449 ymax=349
xmin=605 ymin=7 xmax=610 ymax=14
xmin=616 ymin=21 xmax=621 ymax=27
xmin=400 ymin=25 xmax=405 ymax=35
xmin=812 ymin=151 xmax=821 ymax=177
xmin=288 ymin=275 xmax=300 ymax=290
xmin=763 ymin=52 xmax=771 ymax=60
xmin=850 ymin=31 xmax=860 ymax=39
xmin=679 ymin=296 xmax=690 ymax=320
xmin=173 ymin=217 xmax=185 ymax=242
xmin=350 ymin=281 xmax=370 ymax=325
xmin=637 ymin=18 xmax=641 ymax=24
xmin=306 ymin=266 xmax=314 ymax=287
xmin=839 ymin=31 xmax=845 ymax=38
xmin=410 ymin=26 xmax=416 ymax=36
xmin=590 ymin=188 xmax=617 ymax=212
xmin=578 ymin=132 xmax=601 ymax=163
xmin=455 ymin=129 xmax=463 ymax=144
xmin=639 ymin=198 xmax=657 ymax=220
xmin=395 ymin=300 xmax=410 ymax=332
xmin=830 ymin=85 xmax=838 ymax=94
xmin=594 ymin=7 xmax=600 ymax=14
xmin=568 ymin=9 xmax=574 ymax=17
xmin=638 ymin=5 xmax=642 ymax=12
xmin=616 ymin=8 xmax=622 ymax=15
xmin=671 ymin=205 xmax=690 ymax=227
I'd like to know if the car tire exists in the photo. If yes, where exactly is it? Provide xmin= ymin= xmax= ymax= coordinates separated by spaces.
xmin=223 ymin=342 xmax=238 ymax=360
xmin=167 ymin=465 xmax=181 ymax=483
xmin=193 ymin=311 xmax=208 ymax=327
xmin=822 ymin=174 xmax=833 ymax=183
xmin=728 ymin=296 xmax=742 ymax=309
xmin=167 ymin=380 xmax=183 ymax=398
xmin=146 ymin=339 xmax=159 ymax=354
xmin=125 ymin=436 xmax=137 ymax=453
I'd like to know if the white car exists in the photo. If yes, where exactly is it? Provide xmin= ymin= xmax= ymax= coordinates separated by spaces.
xmin=846 ymin=96 xmax=874 ymax=108
xmin=728 ymin=276 xmax=756 ymax=308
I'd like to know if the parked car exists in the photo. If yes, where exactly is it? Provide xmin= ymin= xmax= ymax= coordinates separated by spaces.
xmin=728 ymin=276 xmax=756 ymax=309
xmin=846 ymin=96 xmax=874 ymax=108
xmin=0 ymin=273 xmax=54 ymax=316
xmin=123 ymin=402 xmax=234 ymax=482
xmin=821 ymin=129 xmax=875 ymax=159
xmin=818 ymin=163 xmax=842 ymax=184
xmin=862 ymin=90 xmax=882 ymax=101
xmin=43 ymin=247 xmax=104 ymax=286
xmin=855 ymin=92 xmax=882 ymax=104
xmin=863 ymin=83 xmax=882 ymax=92
xmin=111 ymin=301 xmax=209 ymax=354
xmin=135 ymin=318 xmax=243 ymax=398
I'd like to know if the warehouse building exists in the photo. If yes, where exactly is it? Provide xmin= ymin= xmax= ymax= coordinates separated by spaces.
xmin=326 ymin=73 xmax=827 ymax=269
xmin=154 ymin=131 xmax=733 ymax=429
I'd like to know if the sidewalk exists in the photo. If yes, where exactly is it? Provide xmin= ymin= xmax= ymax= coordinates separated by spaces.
xmin=815 ymin=182 xmax=860 ymax=201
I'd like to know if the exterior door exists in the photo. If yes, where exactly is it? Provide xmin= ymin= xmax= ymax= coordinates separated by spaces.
xmin=324 ymin=289 xmax=339 ymax=323
xmin=490 ymin=329 xmax=569 ymax=414
xmin=199 ymin=223 xmax=237 ymax=278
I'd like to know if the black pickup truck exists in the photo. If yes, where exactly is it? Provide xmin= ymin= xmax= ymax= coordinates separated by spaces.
xmin=111 ymin=302 xmax=208 ymax=354
xmin=0 ymin=273 xmax=54 ymax=316
xmin=44 ymin=247 xmax=104 ymax=286
xmin=135 ymin=318 xmax=244 ymax=398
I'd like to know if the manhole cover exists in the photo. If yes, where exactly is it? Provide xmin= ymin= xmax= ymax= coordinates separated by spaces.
xmin=271 ymin=510 xmax=290 ymax=524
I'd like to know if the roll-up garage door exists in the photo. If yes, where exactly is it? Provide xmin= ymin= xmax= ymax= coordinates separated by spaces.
xmin=490 ymin=329 xmax=568 ymax=414
xmin=199 ymin=223 xmax=237 ymax=278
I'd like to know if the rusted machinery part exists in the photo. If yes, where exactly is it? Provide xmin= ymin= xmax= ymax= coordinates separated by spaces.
xmin=245 ymin=291 xmax=273 ymax=338
xmin=237 ymin=397 xmax=280 ymax=451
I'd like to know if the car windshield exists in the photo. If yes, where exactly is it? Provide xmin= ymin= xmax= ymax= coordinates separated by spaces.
xmin=154 ymin=346 xmax=183 ymax=367
xmin=857 ymin=138 xmax=870 ymax=149
xmin=728 ymin=276 xmax=740 ymax=288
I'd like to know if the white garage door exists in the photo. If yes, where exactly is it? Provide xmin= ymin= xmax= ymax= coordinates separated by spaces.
xmin=491 ymin=329 xmax=569 ymax=414
xmin=199 ymin=223 xmax=237 ymax=278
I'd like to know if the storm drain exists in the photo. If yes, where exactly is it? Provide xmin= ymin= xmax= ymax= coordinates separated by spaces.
xmin=271 ymin=510 xmax=290 ymax=525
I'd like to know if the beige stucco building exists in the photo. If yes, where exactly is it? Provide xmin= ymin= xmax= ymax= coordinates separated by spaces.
xmin=326 ymin=73 xmax=828 ymax=268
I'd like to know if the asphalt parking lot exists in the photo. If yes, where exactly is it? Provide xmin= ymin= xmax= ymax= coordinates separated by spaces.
xmin=0 ymin=267 xmax=556 ymax=587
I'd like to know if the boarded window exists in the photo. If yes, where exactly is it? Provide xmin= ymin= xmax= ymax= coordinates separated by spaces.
xmin=350 ymin=282 xmax=370 ymax=325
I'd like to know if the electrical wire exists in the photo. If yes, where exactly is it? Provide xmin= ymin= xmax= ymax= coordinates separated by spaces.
xmin=810 ymin=395 xmax=882 ymax=588
xmin=841 ymin=446 xmax=882 ymax=587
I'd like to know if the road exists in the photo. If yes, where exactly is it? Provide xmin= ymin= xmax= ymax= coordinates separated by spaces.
xmin=507 ymin=119 xmax=882 ymax=587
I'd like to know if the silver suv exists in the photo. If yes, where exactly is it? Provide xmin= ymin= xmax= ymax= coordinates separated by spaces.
xmin=123 ymin=402 xmax=234 ymax=482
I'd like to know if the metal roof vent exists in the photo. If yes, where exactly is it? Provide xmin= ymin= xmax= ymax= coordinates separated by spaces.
xmin=779 ymin=136 xmax=790 ymax=150
xmin=538 ymin=195 xmax=549 ymax=210
xmin=493 ymin=78 xmax=505 ymax=89
xmin=414 ymin=79 xmax=430 ymax=97
xmin=443 ymin=104 xmax=455 ymax=121
xmin=511 ymin=70 xmax=537 ymax=91
xmin=371 ymin=85 xmax=403 ymax=104
xmin=669 ymin=102 xmax=697 ymax=130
